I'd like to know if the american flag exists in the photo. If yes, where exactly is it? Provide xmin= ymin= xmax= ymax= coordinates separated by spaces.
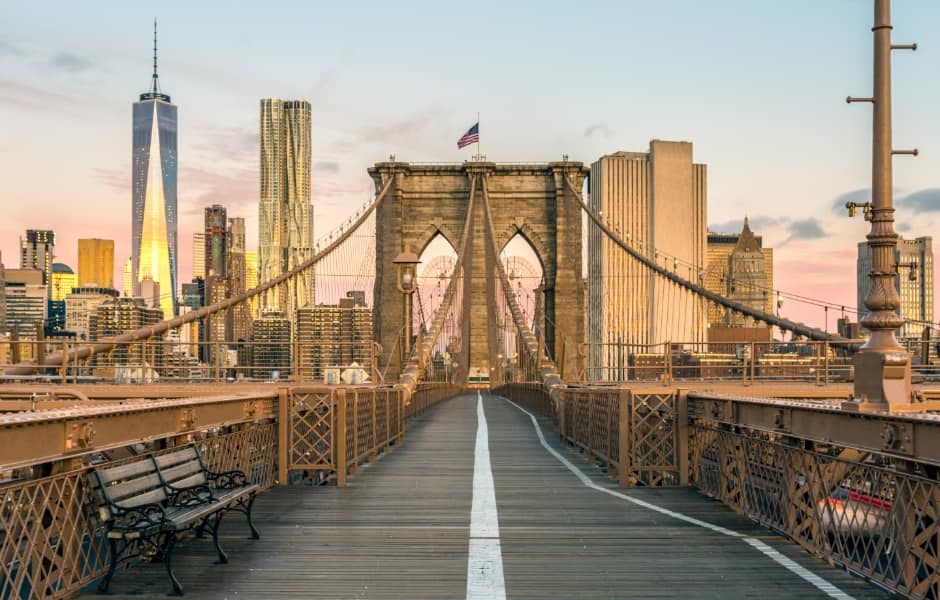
xmin=457 ymin=122 xmax=479 ymax=149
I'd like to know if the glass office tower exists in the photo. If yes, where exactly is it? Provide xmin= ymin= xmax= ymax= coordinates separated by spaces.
xmin=131 ymin=22 xmax=177 ymax=319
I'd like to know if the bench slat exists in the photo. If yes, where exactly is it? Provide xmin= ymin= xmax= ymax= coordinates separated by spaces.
xmin=170 ymin=473 xmax=208 ymax=490
xmin=160 ymin=461 xmax=205 ymax=485
xmin=116 ymin=487 xmax=167 ymax=509
xmin=154 ymin=447 xmax=200 ymax=469
xmin=104 ymin=473 xmax=165 ymax=503
xmin=96 ymin=460 xmax=158 ymax=485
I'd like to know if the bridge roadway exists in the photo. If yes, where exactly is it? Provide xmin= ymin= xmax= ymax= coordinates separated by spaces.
xmin=87 ymin=393 xmax=888 ymax=599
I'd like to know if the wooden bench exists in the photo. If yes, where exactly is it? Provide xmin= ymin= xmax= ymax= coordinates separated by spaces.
xmin=92 ymin=445 xmax=260 ymax=595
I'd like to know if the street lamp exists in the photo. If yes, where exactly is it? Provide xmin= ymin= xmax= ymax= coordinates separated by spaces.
xmin=393 ymin=246 xmax=421 ymax=366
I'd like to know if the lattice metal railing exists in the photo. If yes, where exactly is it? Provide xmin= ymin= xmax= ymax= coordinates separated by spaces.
xmin=0 ymin=423 xmax=276 ymax=600
xmin=690 ymin=420 xmax=940 ymax=599
xmin=496 ymin=383 xmax=685 ymax=487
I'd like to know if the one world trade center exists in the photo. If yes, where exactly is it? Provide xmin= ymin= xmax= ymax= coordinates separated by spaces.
xmin=131 ymin=20 xmax=177 ymax=319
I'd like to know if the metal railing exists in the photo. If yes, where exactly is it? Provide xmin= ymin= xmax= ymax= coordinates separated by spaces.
xmin=0 ymin=339 xmax=394 ymax=385
xmin=497 ymin=378 xmax=940 ymax=599
xmin=580 ymin=339 xmax=935 ymax=385
xmin=0 ymin=381 xmax=462 ymax=599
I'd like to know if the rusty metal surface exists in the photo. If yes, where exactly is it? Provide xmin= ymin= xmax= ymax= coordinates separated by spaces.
xmin=688 ymin=392 xmax=940 ymax=467
xmin=690 ymin=419 xmax=940 ymax=599
xmin=0 ymin=424 xmax=276 ymax=600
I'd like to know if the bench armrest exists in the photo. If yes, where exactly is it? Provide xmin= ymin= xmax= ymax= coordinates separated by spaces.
xmin=108 ymin=502 xmax=167 ymax=531
xmin=166 ymin=483 xmax=214 ymax=507
xmin=206 ymin=469 xmax=250 ymax=490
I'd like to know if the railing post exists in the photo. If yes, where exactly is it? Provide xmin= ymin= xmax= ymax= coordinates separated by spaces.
xmin=371 ymin=389 xmax=378 ymax=461
xmin=350 ymin=389 xmax=359 ymax=476
xmin=558 ymin=389 xmax=567 ymax=443
xmin=277 ymin=387 xmax=289 ymax=486
xmin=677 ymin=388 xmax=689 ymax=486
xmin=336 ymin=388 xmax=347 ymax=487
xmin=824 ymin=340 xmax=830 ymax=385
xmin=618 ymin=388 xmax=631 ymax=487
xmin=384 ymin=388 xmax=392 ymax=450
xmin=750 ymin=341 xmax=756 ymax=384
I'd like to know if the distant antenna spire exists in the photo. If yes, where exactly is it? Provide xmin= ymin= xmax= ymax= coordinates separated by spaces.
xmin=151 ymin=18 xmax=160 ymax=94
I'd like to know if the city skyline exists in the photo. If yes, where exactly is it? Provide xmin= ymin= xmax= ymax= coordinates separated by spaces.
xmin=2 ymin=2 xmax=940 ymax=329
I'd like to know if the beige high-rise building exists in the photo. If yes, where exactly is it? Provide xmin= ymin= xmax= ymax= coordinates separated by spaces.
xmin=192 ymin=233 xmax=206 ymax=280
xmin=705 ymin=220 xmax=774 ymax=327
xmin=858 ymin=236 xmax=933 ymax=338
xmin=123 ymin=258 xmax=133 ymax=297
xmin=78 ymin=238 xmax=115 ymax=288
xmin=587 ymin=141 xmax=707 ymax=378
xmin=227 ymin=218 xmax=250 ymax=343
xmin=65 ymin=286 xmax=119 ymax=341
xmin=245 ymin=250 xmax=259 ymax=320
xmin=245 ymin=251 xmax=258 ymax=290
xmin=258 ymin=99 xmax=314 ymax=321
xmin=296 ymin=297 xmax=373 ymax=382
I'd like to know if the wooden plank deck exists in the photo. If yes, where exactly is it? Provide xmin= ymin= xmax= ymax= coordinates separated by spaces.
xmin=86 ymin=393 xmax=889 ymax=599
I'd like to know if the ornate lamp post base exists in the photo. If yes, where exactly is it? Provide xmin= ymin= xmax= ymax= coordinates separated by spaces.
xmin=847 ymin=351 xmax=911 ymax=412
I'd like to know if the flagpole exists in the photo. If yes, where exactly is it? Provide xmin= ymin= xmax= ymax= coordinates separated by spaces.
xmin=477 ymin=112 xmax=481 ymax=161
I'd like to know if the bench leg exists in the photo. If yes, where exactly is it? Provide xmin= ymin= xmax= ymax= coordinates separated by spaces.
xmin=209 ymin=512 xmax=229 ymax=564
xmin=245 ymin=494 xmax=260 ymax=540
xmin=162 ymin=534 xmax=184 ymax=596
xmin=97 ymin=537 xmax=121 ymax=593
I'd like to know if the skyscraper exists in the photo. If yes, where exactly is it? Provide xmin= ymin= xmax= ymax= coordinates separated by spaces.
xmin=78 ymin=238 xmax=115 ymax=288
xmin=587 ymin=142 xmax=707 ymax=361
xmin=228 ymin=217 xmax=250 ymax=343
xmin=0 ymin=252 xmax=6 ymax=334
xmin=204 ymin=205 xmax=228 ymax=278
xmin=132 ymin=21 xmax=177 ymax=320
xmin=192 ymin=233 xmax=206 ymax=280
xmin=705 ymin=220 xmax=774 ymax=327
xmin=20 ymin=229 xmax=55 ymax=290
xmin=858 ymin=236 xmax=933 ymax=339
xmin=123 ymin=258 xmax=133 ymax=297
xmin=259 ymin=99 xmax=314 ymax=320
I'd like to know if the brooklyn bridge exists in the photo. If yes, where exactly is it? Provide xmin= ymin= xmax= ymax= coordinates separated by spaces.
xmin=3 ymin=2 xmax=940 ymax=599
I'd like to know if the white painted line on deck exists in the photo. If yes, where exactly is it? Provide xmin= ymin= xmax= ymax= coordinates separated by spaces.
xmin=466 ymin=391 xmax=506 ymax=600
xmin=503 ymin=397 xmax=855 ymax=600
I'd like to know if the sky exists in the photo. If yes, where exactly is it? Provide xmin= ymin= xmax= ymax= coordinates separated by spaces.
xmin=1 ymin=0 xmax=939 ymax=331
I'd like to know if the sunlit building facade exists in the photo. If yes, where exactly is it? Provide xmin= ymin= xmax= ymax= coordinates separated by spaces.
xmin=259 ymin=99 xmax=314 ymax=321
xmin=858 ymin=236 xmax=933 ymax=339
xmin=705 ymin=220 xmax=774 ymax=327
xmin=78 ymin=238 xmax=115 ymax=288
xmin=192 ymin=233 xmax=206 ymax=280
xmin=132 ymin=30 xmax=177 ymax=320
xmin=587 ymin=141 xmax=707 ymax=380
xmin=51 ymin=263 xmax=77 ymax=302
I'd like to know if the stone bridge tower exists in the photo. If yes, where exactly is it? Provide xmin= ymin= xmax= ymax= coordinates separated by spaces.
xmin=370 ymin=161 xmax=587 ymax=382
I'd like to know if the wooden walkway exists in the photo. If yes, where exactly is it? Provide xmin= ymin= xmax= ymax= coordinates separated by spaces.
xmin=87 ymin=393 xmax=889 ymax=599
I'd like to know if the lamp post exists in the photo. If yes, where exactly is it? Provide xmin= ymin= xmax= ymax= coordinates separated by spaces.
xmin=393 ymin=246 xmax=421 ymax=369
xmin=845 ymin=0 xmax=917 ymax=410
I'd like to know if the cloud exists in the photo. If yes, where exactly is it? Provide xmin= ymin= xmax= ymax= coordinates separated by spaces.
xmin=584 ymin=123 xmax=611 ymax=138
xmin=782 ymin=218 xmax=827 ymax=244
xmin=899 ymin=188 xmax=940 ymax=214
xmin=50 ymin=51 xmax=93 ymax=72
xmin=190 ymin=127 xmax=258 ymax=166
xmin=0 ymin=40 xmax=24 ymax=57
xmin=0 ymin=78 xmax=74 ymax=110
xmin=94 ymin=167 xmax=129 ymax=191
xmin=181 ymin=165 xmax=256 ymax=216
xmin=357 ymin=111 xmax=441 ymax=144
xmin=313 ymin=161 xmax=340 ymax=174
